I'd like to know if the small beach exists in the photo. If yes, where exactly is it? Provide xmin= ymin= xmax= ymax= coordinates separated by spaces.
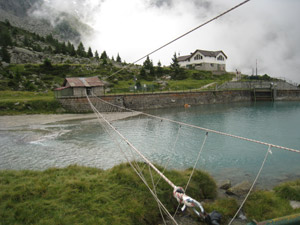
xmin=0 ymin=112 xmax=141 ymax=129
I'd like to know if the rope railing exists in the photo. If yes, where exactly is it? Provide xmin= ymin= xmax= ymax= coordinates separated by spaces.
xmin=106 ymin=0 xmax=251 ymax=79
xmin=91 ymin=95 xmax=300 ymax=154
xmin=86 ymin=95 xmax=179 ymax=224
xmin=87 ymin=94 xmax=285 ymax=225
xmin=86 ymin=94 xmax=212 ymax=223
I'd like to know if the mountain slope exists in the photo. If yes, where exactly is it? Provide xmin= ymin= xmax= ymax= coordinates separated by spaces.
xmin=0 ymin=0 xmax=92 ymax=44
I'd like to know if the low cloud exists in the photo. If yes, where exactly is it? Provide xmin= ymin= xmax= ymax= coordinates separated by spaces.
xmin=30 ymin=0 xmax=300 ymax=83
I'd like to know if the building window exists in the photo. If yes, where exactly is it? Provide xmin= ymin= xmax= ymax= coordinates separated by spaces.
xmin=86 ymin=87 xmax=92 ymax=96
xmin=217 ymin=55 xmax=224 ymax=61
xmin=211 ymin=64 xmax=214 ymax=67
xmin=194 ymin=54 xmax=203 ymax=61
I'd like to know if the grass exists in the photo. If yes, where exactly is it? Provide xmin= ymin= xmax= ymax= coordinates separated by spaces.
xmin=0 ymin=91 xmax=54 ymax=102
xmin=0 ymin=163 xmax=217 ymax=225
xmin=0 ymin=164 xmax=299 ymax=224
xmin=274 ymin=179 xmax=300 ymax=201
xmin=244 ymin=179 xmax=300 ymax=222
xmin=204 ymin=198 xmax=238 ymax=222
xmin=0 ymin=91 xmax=62 ymax=115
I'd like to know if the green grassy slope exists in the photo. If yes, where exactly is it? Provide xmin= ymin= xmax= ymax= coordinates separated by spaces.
xmin=0 ymin=163 xmax=218 ymax=225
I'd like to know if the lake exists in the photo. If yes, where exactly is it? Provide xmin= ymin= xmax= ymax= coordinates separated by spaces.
xmin=1 ymin=101 xmax=300 ymax=189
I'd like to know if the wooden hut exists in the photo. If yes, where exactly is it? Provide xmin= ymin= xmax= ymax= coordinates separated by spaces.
xmin=55 ymin=77 xmax=105 ymax=98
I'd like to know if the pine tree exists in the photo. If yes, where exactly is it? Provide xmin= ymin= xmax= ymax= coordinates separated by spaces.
xmin=170 ymin=52 xmax=179 ymax=70
xmin=143 ymin=56 xmax=154 ymax=70
xmin=100 ymin=51 xmax=108 ymax=60
xmin=87 ymin=47 xmax=93 ymax=58
xmin=70 ymin=44 xmax=76 ymax=56
xmin=139 ymin=67 xmax=147 ymax=80
xmin=61 ymin=42 xmax=67 ymax=55
xmin=46 ymin=34 xmax=55 ymax=44
xmin=0 ymin=28 xmax=13 ymax=47
xmin=33 ymin=44 xmax=42 ymax=52
xmin=77 ymin=42 xmax=86 ymax=57
xmin=170 ymin=52 xmax=186 ymax=80
xmin=111 ymin=56 xmax=115 ymax=61
xmin=1 ymin=46 xmax=11 ymax=63
xmin=156 ymin=60 xmax=163 ymax=77
xmin=116 ymin=53 xmax=121 ymax=63
xmin=142 ymin=55 xmax=155 ymax=79
xmin=4 ymin=19 xmax=11 ymax=27
xmin=47 ymin=46 xmax=53 ymax=53
xmin=54 ymin=42 xmax=62 ymax=54
xmin=23 ymin=36 xmax=31 ymax=47
xmin=95 ymin=50 xmax=99 ymax=59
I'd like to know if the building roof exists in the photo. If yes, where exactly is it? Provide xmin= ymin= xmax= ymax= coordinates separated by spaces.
xmin=63 ymin=77 xmax=104 ymax=87
xmin=177 ymin=55 xmax=191 ymax=62
xmin=178 ymin=49 xmax=227 ymax=62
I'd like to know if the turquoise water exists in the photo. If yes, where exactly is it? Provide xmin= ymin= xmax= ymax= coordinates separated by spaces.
xmin=1 ymin=101 xmax=300 ymax=188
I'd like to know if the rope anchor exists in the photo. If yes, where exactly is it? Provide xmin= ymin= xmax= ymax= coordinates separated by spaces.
xmin=173 ymin=187 xmax=222 ymax=225
xmin=173 ymin=186 xmax=205 ymax=218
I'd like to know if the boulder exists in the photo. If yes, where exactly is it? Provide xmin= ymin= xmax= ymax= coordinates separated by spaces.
xmin=219 ymin=180 xmax=231 ymax=190
xmin=226 ymin=181 xmax=251 ymax=196
xmin=1 ymin=62 xmax=10 ymax=68
xmin=290 ymin=201 xmax=300 ymax=209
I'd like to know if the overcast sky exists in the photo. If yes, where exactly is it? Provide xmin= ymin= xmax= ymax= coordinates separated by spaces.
xmin=32 ymin=0 xmax=300 ymax=83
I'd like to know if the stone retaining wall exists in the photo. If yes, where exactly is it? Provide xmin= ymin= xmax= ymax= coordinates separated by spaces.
xmin=57 ymin=90 xmax=251 ymax=112
xmin=57 ymin=90 xmax=300 ymax=112
xmin=276 ymin=90 xmax=300 ymax=101
xmin=217 ymin=81 xmax=299 ymax=90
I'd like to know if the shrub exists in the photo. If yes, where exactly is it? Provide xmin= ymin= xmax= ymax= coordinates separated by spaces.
xmin=204 ymin=198 xmax=238 ymax=223
xmin=244 ymin=190 xmax=296 ymax=221
xmin=43 ymin=58 xmax=52 ymax=68
xmin=274 ymin=179 xmax=300 ymax=201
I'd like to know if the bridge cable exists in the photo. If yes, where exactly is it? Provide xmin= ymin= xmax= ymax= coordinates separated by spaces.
xmin=106 ymin=0 xmax=251 ymax=79
xmin=86 ymin=95 xmax=179 ymax=224
xmin=88 ymin=96 xmax=279 ymax=224
xmin=92 ymin=95 xmax=300 ymax=153
xmin=148 ymin=164 xmax=167 ymax=225
xmin=173 ymin=131 xmax=209 ymax=218
xmin=228 ymin=145 xmax=272 ymax=225
xmin=185 ymin=132 xmax=209 ymax=192
xmin=155 ymin=124 xmax=182 ymax=188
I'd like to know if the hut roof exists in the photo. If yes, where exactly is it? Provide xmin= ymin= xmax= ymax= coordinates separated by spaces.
xmin=63 ymin=77 xmax=104 ymax=87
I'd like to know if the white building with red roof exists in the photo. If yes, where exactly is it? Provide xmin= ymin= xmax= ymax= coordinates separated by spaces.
xmin=178 ymin=49 xmax=227 ymax=72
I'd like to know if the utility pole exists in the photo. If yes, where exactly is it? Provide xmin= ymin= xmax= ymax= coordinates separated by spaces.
xmin=256 ymin=59 xmax=258 ymax=76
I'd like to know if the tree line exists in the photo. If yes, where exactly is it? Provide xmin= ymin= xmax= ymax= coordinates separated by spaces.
xmin=138 ymin=53 xmax=186 ymax=81
xmin=0 ymin=20 xmax=122 ymax=64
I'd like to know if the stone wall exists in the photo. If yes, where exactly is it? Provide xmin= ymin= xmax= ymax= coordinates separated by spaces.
xmin=57 ymin=90 xmax=300 ymax=113
xmin=57 ymin=90 xmax=251 ymax=112
xmin=276 ymin=90 xmax=300 ymax=101
xmin=217 ymin=81 xmax=299 ymax=90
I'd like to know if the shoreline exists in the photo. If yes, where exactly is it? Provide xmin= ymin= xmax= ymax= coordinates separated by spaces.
xmin=0 ymin=112 xmax=141 ymax=129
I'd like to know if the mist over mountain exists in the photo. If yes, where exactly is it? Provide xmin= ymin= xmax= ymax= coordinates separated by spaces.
xmin=1 ymin=0 xmax=300 ymax=83
xmin=0 ymin=0 xmax=92 ymax=44
xmin=0 ymin=0 xmax=38 ymax=17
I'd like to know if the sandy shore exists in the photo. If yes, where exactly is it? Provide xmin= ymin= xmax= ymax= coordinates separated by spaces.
xmin=0 ymin=112 xmax=141 ymax=128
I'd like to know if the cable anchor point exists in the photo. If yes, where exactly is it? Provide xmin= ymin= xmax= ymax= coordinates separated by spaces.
xmin=173 ymin=186 xmax=205 ymax=218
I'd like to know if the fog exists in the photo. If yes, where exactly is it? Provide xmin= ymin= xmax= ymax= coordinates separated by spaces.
xmin=31 ymin=0 xmax=300 ymax=83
